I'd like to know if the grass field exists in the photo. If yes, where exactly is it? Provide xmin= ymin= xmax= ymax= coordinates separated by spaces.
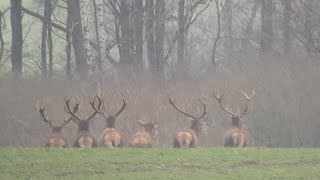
xmin=0 ymin=148 xmax=319 ymax=179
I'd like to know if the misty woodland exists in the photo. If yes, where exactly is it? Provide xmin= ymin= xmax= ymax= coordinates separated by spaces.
xmin=0 ymin=0 xmax=320 ymax=148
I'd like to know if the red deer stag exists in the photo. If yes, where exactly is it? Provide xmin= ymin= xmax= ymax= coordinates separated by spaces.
xmin=129 ymin=120 xmax=158 ymax=148
xmin=64 ymin=96 xmax=103 ymax=148
xmin=214 ymin=90 xmax=255 ymax=147
xmin=36 ymin=99 xmax=79 ymax=147
xmin=94 ymin=94 xmax=127 ymax=147
xmin=169 ymin=98 xmax=207 ymax=148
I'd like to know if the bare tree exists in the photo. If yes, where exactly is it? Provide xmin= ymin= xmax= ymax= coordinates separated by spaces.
xmin=154 ymin=0 xmax=165 ymax=75
xmin=242 ymin=0 xmax=259 ymax=50
xmin=133 ymin=0 xmax=143 ymax=68
xmin=261 ymin=0 xmax=274 ymax=55
xmin=282 ymin=0 xmax=292 ymax=55
xmin=40 ymin=0 xmax=53 ymax=78
xmin=119 ymin=0 xmax=131 ymax=64
xmin=223 ymin=0 xmax=233 ymax=61
xmin=67 ymin=0 xmax=88 ymax=78
xmin=10 ymin=0 xmax=23 ymax=78
xmin=177 ymin=0 xmax=185 ymax=67
xmin=146 ymin=0 xmax=155 ymax=69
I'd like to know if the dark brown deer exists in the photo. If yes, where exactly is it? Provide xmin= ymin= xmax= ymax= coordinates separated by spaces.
xmin=214 ymin=90 xmax=255 ymax=147
xmin=169 ymin=98 xmax=207 ymax=148
xmin=64 ymin=96 xmax=103 ymax=148
xmin=129 ymin=120 xmax=158 ymax=148
xmin=94 ymin=94 xmax=127 ymax=147
xmin=36 ymin=99 xmax=79 ymax=147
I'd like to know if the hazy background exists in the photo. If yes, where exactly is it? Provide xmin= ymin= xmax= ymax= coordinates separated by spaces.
xmin=0 ymin=0 xmax=320 ymax=147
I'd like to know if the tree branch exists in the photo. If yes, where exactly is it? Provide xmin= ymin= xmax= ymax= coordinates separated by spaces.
xmin=21 ymin=6 xmax=66 ymax=32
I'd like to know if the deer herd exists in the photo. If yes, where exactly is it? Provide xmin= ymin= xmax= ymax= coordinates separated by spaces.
xmin=36 ymin=89 xmax=255 ymax=149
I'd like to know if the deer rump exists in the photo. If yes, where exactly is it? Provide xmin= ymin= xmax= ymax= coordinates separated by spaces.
xmin=224 ymin=128 xmax=247 ymax=147
xmin=129 ymin=131 xmax=153 ymax=148
xmin=98 ymin=128 xmax=122 ymax=147
xmin=173 ymin=129 xmax=198 ymax=148
xmin=74 ymin=132 xmax=97 ymax=148
xmin=46 ymin=136 xmax=67 ymax=147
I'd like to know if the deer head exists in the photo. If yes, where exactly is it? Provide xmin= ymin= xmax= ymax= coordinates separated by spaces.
xmin=64 ymin=95 xmax=103 ymax=132
xmin=137 ymin=120 xmax=158 ymax=139
xmin=214 ymin=89 xmax=255 ymax=128
xmin=36 ymin=98 xmax=78 ymax=134
xmin=169 ymin=98 xmax=207 ymax=135
xmin=94 ymin=93 xmax=127 ymax=128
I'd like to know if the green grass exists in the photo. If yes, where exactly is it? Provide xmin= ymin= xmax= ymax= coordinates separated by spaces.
xmin=0 ymin=148 xmax=319 ymax=179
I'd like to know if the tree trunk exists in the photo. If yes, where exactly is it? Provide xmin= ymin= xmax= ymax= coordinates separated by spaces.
xmin=40 ymin=0 xmax=48 ymax=78
xmin=47 ymin=0 xmax=53 ymax=78
xmin=154 ymin=0 xmax=165 ymax=75
xmin=177 ymin=0 xmax=185 ymax=67
xmin=224 ymin=0 xmax=233 ymax=61
xmin=93 ymin=0 xmax=103 ymax=73
xmin=10 ymin=0 xmax=23 ymax=78
xmin=119 ymin=0 xmax=131 ymax=64
xmin=41 ymin=0 xmax=53 ymax=78
xmin=261 ymin=0 xmax=274 ymax=55
xmin=133 ymin=0 xmax=143 ymax=68
xmin=304 ymin=0 xmax=315 ymax=54
xmin=66 ymin=3 xmax=72 ymax=78
xmin=282 ymin=0 xmax=292 ymax=55
xmin=67 ymin=0 xmax=88 ymax=78
xmin=146 ymin=0 xmax=155 ymax=69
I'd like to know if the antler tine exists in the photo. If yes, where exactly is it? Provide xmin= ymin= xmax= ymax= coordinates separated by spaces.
xmin=169 ymin=98 xmax=206 ymax=120
xmin=236 ymin=89 xmax=255 ymax=117
xmin=197 ymin=98 xmax=207 ymax=120
xmin=214 ymin=90 xmax=238 ymax=117
xmin=37 ymin=100 xmax=53 ymax=128
xmin=113 ymin=93 xmax=127 ymax=118
xmin=64 ymin=101 xmax=80 ymax=125
xmin=36 ymin=98 xmax=54 ymax=127
xmin=87 ymin=94 xmax=104 ymax=121
xmin=237 ymin=89 xmax=255 ymax=100
xmin=64 ymin=98 xmax=81 ymax=123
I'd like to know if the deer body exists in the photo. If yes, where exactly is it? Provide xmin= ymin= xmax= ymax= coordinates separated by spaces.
xmin=74 ymin=131 xmax=97 ymax=147
xmin=129 ymin=120 xmax=157 ymax=148
xmin=97 ymin=95 xmax=126 ymax=148
xmin=46 ymin=134 xmax=67 ymax=148
xmin=64 ymin=96 xmax=103 ymax=148
xmin=36 ymin=99 xmax=77 ymax=148
xmin=173 ymin=129 xmax=197 ymax=148
xmin=169 ymin=98 xmax=207 ymax=148
xmin=224 ymin=127 xmax=247 ymax=147
xmin=99 ymin=128 xmax=122 ymax=147
xmin=214 ymin=90 xmax=255 ymax=148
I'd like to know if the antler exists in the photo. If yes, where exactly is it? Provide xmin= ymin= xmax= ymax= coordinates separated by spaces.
xmin=113 ymin=93 xmax=127 ymax=117
xmin=169 ymin=98 xmax=206 ymax=120
xmin=214 ymin=91 xmax=238 ymax=117
xmin=64 ymin=98 xmax=81 ymax=123
xmin=36 ymin=99 xmax=52 ymax=128
xmin=236 ymin=89 xmax=255 ymax=117
xmin=87 ymin=94 xmax=104 ymax=121
xmin=237 ymin=89 xmax=255 ymax=101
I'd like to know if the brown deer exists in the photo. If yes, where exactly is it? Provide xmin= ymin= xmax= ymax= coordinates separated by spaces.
xmin=214 ymin=90 xmax=255 ymax=147
xmin=129 ymin=120 xmax=158 ymax=148
xmin=64 ymin=96 xmax=103 ymax=148
xmin=94 ymin=94 xmax=127 ymax=147
xmin=36 ymin=99 xmax=79 ymax=147
xmin=169 ymin=98 xmax=207 ymax=148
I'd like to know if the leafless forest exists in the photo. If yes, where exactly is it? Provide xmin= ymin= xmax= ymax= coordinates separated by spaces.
xmin=0 ymin=0 xmax=320 ymax=147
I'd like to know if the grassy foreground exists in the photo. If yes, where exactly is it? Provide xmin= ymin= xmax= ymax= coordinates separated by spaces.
xmin=0 ymin=148 xmax=319 ymax=180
